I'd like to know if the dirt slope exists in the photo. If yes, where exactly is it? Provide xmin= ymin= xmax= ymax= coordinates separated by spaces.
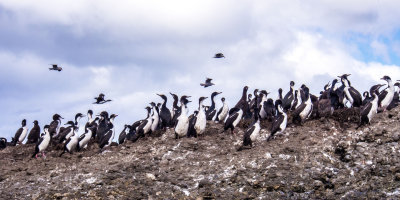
xmin=1 ymin=107 xmax=400 ymax=199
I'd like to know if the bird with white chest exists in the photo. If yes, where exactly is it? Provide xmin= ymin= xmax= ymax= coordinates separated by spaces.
xmin=174 ymin=96 xmax=191 ymax=139
xmin=194 ymin=97 xmax=208 ymax=137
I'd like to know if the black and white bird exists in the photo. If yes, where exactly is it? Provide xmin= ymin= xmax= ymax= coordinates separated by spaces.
xmin=240 ymin=98 xmax=261 ymax=149
xmin=170 ymin=92 xmax=180 ymax=125
xmin=99 ymin=114 xmax=118 ymax=149
xmin=26 ymin=120 xmax=41 ymax=144
xmin=93 ymin=93 xmax=112 ymax=104
xmin=126 ymin=120 xmax=143 ymax=142
xmin=118 ymin=125 xmax=131 ymax=145
xmin=292 ymin=86 xmax=313 ymax=125
xmin=259 ymin=90 xmax=275 ymax=121
xmin=58 ymin=113 xmax=84 ymax=143
xmin=187 ymin=111 xmax=199 ymax=138
xmin=268 ymin=100 xmax=287 ymax=141
xmin=362 ymin=91 xmax=372 ymax=106
xmin=157 ymin=94 xmax=172 ymax=129
xmin=0 ymin=137 xmax=6 ymax=149
xmin=215 ymin=97 xmax=229 ymax=123
xmin=96 ymin=111 xmax=110 ymax=142
xmin=174 ymin=96 xmax=191 ymax=139
xmin=291 ymin=90 xmax=302 ymax=110
xmin=78 ymin=126 xmax=96 ymax=151
xmin=59 ymin=130 xmax=79 ymax=157
xmin=194 ymin=97 xmax=208 ymax=137
xmin=223 ymin=107 xmax=243 ymax=136
xmin=214 ymin=53 xmax=225 ymax=58
xmin=378 ymin=75 xmax=395 ymax=112
xmin=136 ymin=107 xmax=152 ymax=137
xmin=49 ymin=64 xmax=62 ymax=71
xmin=57 ymin=121 xmax=76 ymax=143
xmin=11 ymin=119 xmax=28 ymax=145
xmin=206 ymin=92 xmax=222 ymax=120
xmin=32 ymin=125 xmax=51 ymax=159
xmin=338 ymin=74 xmax=362 ymax=107
xmin=85 ymin=110 xmax=98 ymax=139
xmin=282 ymin=81 xmax=295 ymax=111
xmin=200 ymin=78 xmax=215 ymax=88
xmin=387 ymin=82 xmax=400 ymax=110
xmin=150 ymin=102 xmax=160 ymax=132
xmin=49 ymin=114 xmax=63 ymax=137
xmin=358 ymin=84 xmax=385 ymax=129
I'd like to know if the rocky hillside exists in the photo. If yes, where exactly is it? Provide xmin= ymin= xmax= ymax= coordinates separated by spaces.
xmin=1 ymin=107 xmax=400 ymax=199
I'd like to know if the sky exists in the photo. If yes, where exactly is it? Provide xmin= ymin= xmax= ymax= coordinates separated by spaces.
xmin=1 ymin=0 xmax=400 ymax=141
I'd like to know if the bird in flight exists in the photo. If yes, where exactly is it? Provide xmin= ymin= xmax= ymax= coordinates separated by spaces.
xmin=214 ymin=53 xmax=225 ymax=58
xmin=49 ymin=64 xmax=62 ymax=72
xmin=200 ymin=78 xmax=215 ymax=88
xmin=93 ymin=93 xmax=112 ymax=104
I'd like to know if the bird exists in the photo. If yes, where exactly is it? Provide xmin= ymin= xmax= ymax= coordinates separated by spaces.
xmin=194 ymin=97 xmax=208 ymax=137
xmin=96 ymin=111 xmax=110 ymax=143
xmin=78 ymin=126 xmax=96 ymax=151
xmin=11 ymin=119 xmax=28 ymax=146
xmin=187 ymin=111 xmax=199 ymax=138
xmin=26 ymin=120 xmax=41 ymax=144
xmin=358 ymin=84 xmax=385 ymax=129
xmin=223 ymin=107 xmax=243 ymax=136
xmin=49 ymin=64 xmax=62 ymax=71
xmin=85 ymin=110 xmax=98 ymax=139
xmin=174 ymin=96 xmax=191 ymax=139
xmin=200 ymin=78 xmax=215 ymax=88
xmin=57 ymin=121 xmax=76 ymax=143
xmin=214 ymin=53 xmax=225 ymax=58
xmin=49 ymin=114 xmax=63 ymax=138
xmin=268 ymin=100 xmax=287 ymax=141
xmin=338 ymin=74 xmax=362 ymax=108
xmin=59 ymin=131 xmax=79 ymax=157
xmin=136 ymin=107 xmax=153 ymax=138
xmin=378 ymin=75 xmax=395 ymax=112
xmin=362 ymin=91 xmax=372 ymax=106
xmin=0 ymin=137 xmax=7 ymax=149
xmin=215 ymin=97 xmax=229 ymax=123
xmin=93 ymin=93 xmax=112 ymax=104
xmin=386 ymin=82 xmax=400 ymax=110
xmin=206 ymin=92 xmax=222 ymax=120
xmin=57 ymin=113 xmax=84 ymax=143
xmin=150 ymin=102 xmax=160 ymax=133
xmin=99 ymin=114 xmax=118 ymax=149
xmin=292 ymin=86 xmax=313 ymax=125
xmin=157 ymin=94 xmax=172 ymax=129
xmin=282 ymin=81 xmax=295 ymax=111
xmin=126 ymin=120 xmax=143 ymax=143
xmin=170 ymin=93 xmax=180 ymax=125
xmin=240 ymin=97 xmax=261 ymax=150
xmin=118 ymin=125 xmax=131 ymax=145
xmin=31 ymin=125 xmax=51 ymax=159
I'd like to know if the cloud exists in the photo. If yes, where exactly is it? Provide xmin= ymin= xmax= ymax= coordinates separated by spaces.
xmin=1 ymin=1 xmax=400 ymax=141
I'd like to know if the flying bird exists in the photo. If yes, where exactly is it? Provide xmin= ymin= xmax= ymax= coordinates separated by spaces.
xmin=49 ymin=64 xmax=62 ymax=72
xmin=200 ymin=78 xmax=215 ymax=88
xmin=214 ymin=53 xmax=225 ymax=58
xmin=93 ymin=93 xmax=112 ymax=104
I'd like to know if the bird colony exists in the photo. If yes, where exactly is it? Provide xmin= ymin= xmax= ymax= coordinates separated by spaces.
xmin=1 ymin=66 xmax=399 ymax=160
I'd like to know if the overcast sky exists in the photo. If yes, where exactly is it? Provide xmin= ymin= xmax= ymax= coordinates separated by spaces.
xmin=1 ymin=0 xmax=400 ymax=141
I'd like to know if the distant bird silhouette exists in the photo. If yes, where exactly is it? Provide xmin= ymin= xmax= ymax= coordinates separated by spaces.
xmin=49 ymin=64 xmax=62 ymax=72
xmin=214 ymin=53 xmax=225 ymax=58
xmin=93 ymin=93 xmax=112 ymax=104
xmin=200 ymin=78 xmax=215 ymax=88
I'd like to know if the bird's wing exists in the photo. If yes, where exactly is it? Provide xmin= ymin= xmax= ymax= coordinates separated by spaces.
xmin=78 ymin=133 xmax=86 ymax=142
xmin=378 ymin=89 xmax=388 ymax=106
xmin=360 ymin=102 xmax=373 ymax=117
xmin=14 ymin=128 xmax=23 ymax=142
xmin=292 ymin=103 xmax=306 ymax=117
xmin=271 ymin=115 xmax=284 ymax=134
xmin=224 ymin=112 xmax=239 ymax=129
xmin=99 ymin=130 xmax=112 ymax=148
